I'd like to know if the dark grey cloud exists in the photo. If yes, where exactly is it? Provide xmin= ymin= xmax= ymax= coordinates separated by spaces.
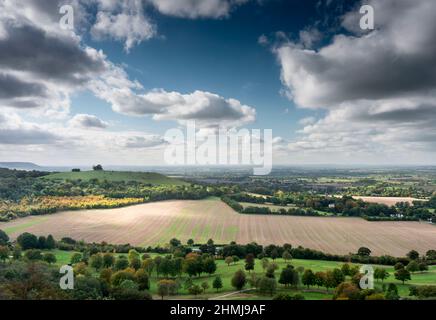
xmin=0 ymin=23 xmax=105 ymax=85
xmin=355 ymin=104 xmax=436 ymax=125
xmin=279 ymin=0 xmax=436 ymax=159
xmin=277 ymin=0 xmax=436 ymax=108
xmin=0 ymin=73 xmax=47 ymax=100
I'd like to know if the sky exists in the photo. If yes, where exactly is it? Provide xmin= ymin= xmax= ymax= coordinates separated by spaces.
xmin=0 ymin=0 xmax=436 ymax=167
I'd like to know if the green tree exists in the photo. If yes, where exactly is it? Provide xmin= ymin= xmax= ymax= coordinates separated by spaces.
xmin=0 ymin=246 xmax=9 ymax=263
xmin=172 ymin=257 xmax=183 ymax=277
xmin=188 ymin=284 xmax=203 ymax=296
xmin=12 ymin=246 xmax=21 ymax=260
xmin=45 ymin=235 xmax=56 ymax=249
xmin=201 ymin=281 xmax=210 ymax=293
xmin=129 ymin=257 xmax=142 ymax=271
xmin=128 ymin=249 xmax=140 ymax=263
xmin=17 ymin=232 xmax=38 ymax=250
xmin=282 ymin=250 xmax=292 ymax=262
xmin=278 ymin=265 xmax=299 ymax=288
xmin=37 ymin=236 xmax=47 ymax=249
xmin=357 ymin=247 xmax=371 ymax=257
xmin=141 ymin=253 xmax=150 ymax=260
xmin=0 ymin=229 xmax=9 ymax=246
xmin=395 ymin=268 xmax=411 ymax=284
xmin=374 ymin=268 xmax=389 ymax=282
xmin=324 ymin=270 xmax=336 ymax=292
xmin=90 ymin=253 xmax=104 ymax=270
xmin=43 ymin=253 xmax=57 ymax=264
xmin=426 ymin=250 xmax=436 ymax=260
xmin=169 ymin=238 xmax=181 ymax=247
xmin=93 ymin=164 xmax=103 ymax=171
xmin=302 ymin=269 xmax=316 ymax=289
xmin=314 ymin=271 xmax=326 ymax=288
xmin=74 ymin=262 xmax=89 ymax=276
xmin=183 ymin=253 xmax=203 ymax=277
xmin=25 ymin=249 xmax=43 ymax=261
xmin=119 ymin=279 xmax=138 ymax=290
xmin=103 ymin=253 xmax=115 ymax=268
xmin=394 ymin=262 xmax=404 ymax=271
xmin=111 ymin=270 xmax=136 ymax=287
xmin=213 ymin=276 xmax=223 ymax=292
xmin=115 ymin=256 xmax=129 ymax=271
xmin=135 ymin=269 xmax=150 ymax=290
xmin=341 ymin=263 xmax=351 ymax=276
xmin=70 ymin=253 xmax=82 ymax=264
xmin=261 ymin=258 xmax=270 ymax=271
xmin=385 ymin=283 xmax=399 ymax=300
xmin=159 ymin=258 xmax=173 ymax=277
xmin=184 ymin=278 xmax=193 ymax=290
xmin=142 ymin=258 xmax=155 ymax=274
xmin=225 ymin=256 xmax=234 ymax=266
xmin=258 ymin=276 xmax=277 ymax=296
xmin=331 ymin=268 xmax=345 ymax=287
xmin=407 ymin=250 xmax=419 ymax=261
xmin=187 ymin=239 xmax=194 ymax=246
xmin=406 ymin=260 xmax=419 ymax=273
xmin=203 ymin=257 xmax=217 ymax=275
xmin=231 ymin=270 xmax=247 ymax=290
xmin=100 ymin=268 xmax=113 ymax=284
xmin=418 ymin=262 xmax=429 ymax=272
xmin=270 ymin=248 xmax=279 ymax=260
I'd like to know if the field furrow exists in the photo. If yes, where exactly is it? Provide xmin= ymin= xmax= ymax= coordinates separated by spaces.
xmin=1 ymin=198 xmax=436 ymax=256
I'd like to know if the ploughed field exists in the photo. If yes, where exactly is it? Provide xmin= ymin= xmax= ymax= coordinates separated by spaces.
xmin=1 ymin=198 xmax=435 ymax=256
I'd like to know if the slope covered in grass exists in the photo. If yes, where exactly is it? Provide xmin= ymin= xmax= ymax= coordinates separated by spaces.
xmin=40 ymin=171 xmax=187 ymax=186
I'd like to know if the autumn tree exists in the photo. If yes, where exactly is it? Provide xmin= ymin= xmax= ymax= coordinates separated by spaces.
xmin=244 ymin=253 xmax=255 ymax=273
xmin=231 ymin=270 xmax=247 ymax=290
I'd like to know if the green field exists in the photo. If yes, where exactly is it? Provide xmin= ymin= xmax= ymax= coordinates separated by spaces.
xmin=239 ymin=202 xmax=333 ymax=216
xmin=49 ymin=250 xmax=436 ymax=300
xmin=40 ymin=171 xmax=187 ymax=186
xmin=2 ymin=217 xmax=48 ymax=234
xmin=239 ymin=202 xmax=296 ymax=211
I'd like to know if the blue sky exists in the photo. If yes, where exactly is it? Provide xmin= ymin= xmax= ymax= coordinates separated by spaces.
xmin=76 ymin=0 xmax=334 ymax=138
xmin=1 ymin=0 xmax=436 ymax=166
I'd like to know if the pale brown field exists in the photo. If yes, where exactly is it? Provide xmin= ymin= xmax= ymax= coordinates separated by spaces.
xmin=353 ymin=196 xmax=428 ymax=206
xmin=1 ymin=198 xmax=435 ymax=256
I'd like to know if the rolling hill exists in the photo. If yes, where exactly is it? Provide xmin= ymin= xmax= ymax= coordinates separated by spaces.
xmin=0 ymin=162 xmax=43 ymax=170
xmin=40 ymin=170 xmax=188 ymax=186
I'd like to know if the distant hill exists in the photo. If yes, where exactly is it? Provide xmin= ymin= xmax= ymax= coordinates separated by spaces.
xmin=0 ymin=162 xmax=42 ymax=170
xmin=40 ymin=170 xmax=188 ymax=186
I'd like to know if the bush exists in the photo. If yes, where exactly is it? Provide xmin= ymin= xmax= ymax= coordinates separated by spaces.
xmin=17 ymin=233 xmax=38 ymax=250
xmin=24 ymin=249 xmax=43 ymax=261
